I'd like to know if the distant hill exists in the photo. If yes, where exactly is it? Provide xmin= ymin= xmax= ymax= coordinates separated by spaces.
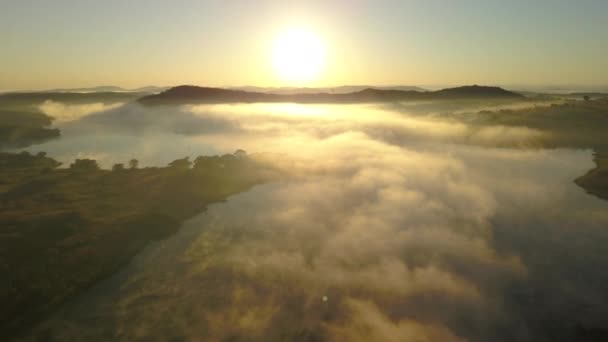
xmin=139 ymin=85 xmax=523 ymax=105
xmin=568 ymin=92 xmax=608 ymax=98
xmin=433 ymin=85 xmax=522 ymax=98
xmin=7 ymin=86 xmax=169 ymax=94
xmin=0 ymin=91 xmax=150 ymax=105
xmin=230 ymin=85 xmax=428 ymax=94
xmin=49 ymin=86 xmax=126 ymax=93
xmin=131 ymin=86 xmax=170 ymax=93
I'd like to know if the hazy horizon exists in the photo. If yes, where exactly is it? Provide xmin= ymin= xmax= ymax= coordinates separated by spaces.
xmin=2 ymin=0 xmax=608 ymax=91
xmin=4 ymin=83 xmax=608 ymax=95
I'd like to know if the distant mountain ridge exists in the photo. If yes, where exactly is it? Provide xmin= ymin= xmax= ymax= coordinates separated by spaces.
xmin=230 ymin=85 xmax=428 ymax=94
xmin=139 ymin=84 xmax=523 ymax=104
xmin=0 ymin=91 xmax=150 ymax=105
xmin=6 ymin=86 xmax=169 ymax=94
xmin=433 ymin=85 xmax=520 ymax=97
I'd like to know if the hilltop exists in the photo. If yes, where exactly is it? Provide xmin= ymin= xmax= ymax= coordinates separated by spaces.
xmin=433 ymin=85 xmax=522 ymax=98
xmin=229 ymin=85 xmax=428 ymax=94
xmin=139 ymin=85 xmax=524 ymax=105
xmin=3 ymin=86 xmax=169 ymax=94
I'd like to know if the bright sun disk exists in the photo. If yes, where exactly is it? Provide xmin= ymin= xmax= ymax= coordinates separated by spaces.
xmin=272 ymin=28 xmax=326 ymax=83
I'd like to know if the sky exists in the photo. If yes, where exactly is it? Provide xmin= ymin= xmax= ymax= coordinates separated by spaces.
xmin=1 ymin=0 xmax=607 ymax=91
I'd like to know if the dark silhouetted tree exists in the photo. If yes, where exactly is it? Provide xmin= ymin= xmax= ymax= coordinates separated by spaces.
xmin=112 ymin=163 xmax=125 ymax=171
xmin=193 ymin=155 xmax=220 ymax=172
xmin=129 ymin=159 xmax=139 ymax=169
xmin=168 ymin=157 xmax=191 ymax=170
xmin=234 ymin=149 xmax=247 ymax=158
xmin=69 ymin=159 xmax=99 ymax=171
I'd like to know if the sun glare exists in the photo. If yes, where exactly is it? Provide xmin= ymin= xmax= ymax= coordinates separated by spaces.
xmin=272 ymin=28 xmax=326 ymax=83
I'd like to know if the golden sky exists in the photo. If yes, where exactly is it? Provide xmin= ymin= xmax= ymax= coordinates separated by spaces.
xmin=1 ymin=0 xmax=607 ymax=91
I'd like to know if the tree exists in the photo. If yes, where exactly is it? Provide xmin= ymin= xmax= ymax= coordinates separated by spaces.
xmin=129 ymin=159 xmax=139 ymax=169
xmin=112 ymin=163 xmax=125 ymax=171
xmin=583 ymin=95 xmax=590 ymax=101
xmin=193 ymin=155 xmax=219 ymax=171
xmin=234 ymin=149 xmax=247 ymax=158
xmin=168 ymin=157 xmax=191 ymax=170
xmin=69 ymin=159 xmax=99 ymax=171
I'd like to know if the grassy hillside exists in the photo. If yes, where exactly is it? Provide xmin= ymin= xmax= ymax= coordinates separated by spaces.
xmin=462 ymin=98 xmax=608 ymax=199
xmin=0 ymin=91 xmax=149 ymax=149
xmin=576 ymin=151 xmax=608 ymax=200
xmin=0 ymin=109 xmax=59 ymax=148
xmin=0 ymin=151 xmax=281 ymax=338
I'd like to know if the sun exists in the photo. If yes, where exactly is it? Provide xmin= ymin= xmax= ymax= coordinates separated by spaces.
xmin=272 ymin=28 xmax=326 ymax=83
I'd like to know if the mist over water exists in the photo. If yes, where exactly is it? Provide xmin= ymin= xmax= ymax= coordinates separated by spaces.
xmin=25 ymin=100 xmax=549 ymax=167
xmin=21 ymin=101 xmax=608 ymax=341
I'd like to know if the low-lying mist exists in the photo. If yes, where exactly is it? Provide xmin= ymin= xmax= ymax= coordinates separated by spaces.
xmin=21 ymin=99 xmax=608 ymax=341
xmin=29 ymin=100 xmax=551 ymax=168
